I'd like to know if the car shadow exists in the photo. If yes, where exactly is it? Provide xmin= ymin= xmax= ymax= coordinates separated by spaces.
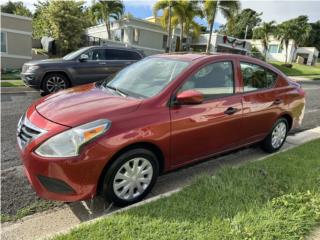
xmin=67 ymin=144 xmax=269 ymax=222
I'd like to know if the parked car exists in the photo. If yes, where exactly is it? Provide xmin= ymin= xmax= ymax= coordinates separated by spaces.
xmin=20 ymin=46 xmax=145 ymax=94
xmin=17 ymin=53 xmax=305 ymax=206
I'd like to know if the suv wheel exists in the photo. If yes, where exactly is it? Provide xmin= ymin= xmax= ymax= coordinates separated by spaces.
xmin=102 ymin=148 xmax=159 ymax=206
xmin=42 ymin=73 xmax=69 ymax=94
xmin=261 ymin=118 xmax=288 ymax=153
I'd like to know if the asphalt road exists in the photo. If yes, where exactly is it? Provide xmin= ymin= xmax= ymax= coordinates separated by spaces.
xmin=1 ymin=80 xmax=320 ymax=217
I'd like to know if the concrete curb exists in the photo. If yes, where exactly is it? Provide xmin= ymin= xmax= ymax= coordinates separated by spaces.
xmin=1 ymin=87 xmax=37 ymax=94
xmin=1 ymin=127 xmax=320 ymax=240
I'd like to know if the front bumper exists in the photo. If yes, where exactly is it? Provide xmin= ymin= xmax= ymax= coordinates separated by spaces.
xmin=20 ymin=72 xmax=42 ymax=89
xmin=18 ymin=106 xmax=113 ymax=202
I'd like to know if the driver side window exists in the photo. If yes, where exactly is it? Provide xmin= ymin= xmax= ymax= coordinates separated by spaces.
xmin=85 ymin=49 xmax=106 ymax=61
xmin=180 ymin=61 xmax=234 ymax=99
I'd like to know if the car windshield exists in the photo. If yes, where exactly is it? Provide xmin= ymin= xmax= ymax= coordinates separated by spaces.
xmin=63 ymin=47 xmax=91 ymax=60
xmin=103 ymin=57 xmax=190 ymax=98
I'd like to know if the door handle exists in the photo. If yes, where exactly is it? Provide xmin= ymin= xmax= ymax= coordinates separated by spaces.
xmin=224 ymin=107 xmax=238 ymax=115
xmin=99 ymin=62 xmax=107 ymax=65
xmin=273 ymin=99 xmax=283 ymax=105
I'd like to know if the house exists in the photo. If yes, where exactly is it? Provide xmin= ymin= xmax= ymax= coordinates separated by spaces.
xmin=1 ymin=12 xmax=32 ymax=70
xmin=86 ymin=16 xmax=187 ymax=56
xmin=248 ymin=36 xmax=319 ymax=65
xmin=87 ymin=16 xmax=253 ymax=56
xmin=191 ymin=33 xmax=251 ymax=54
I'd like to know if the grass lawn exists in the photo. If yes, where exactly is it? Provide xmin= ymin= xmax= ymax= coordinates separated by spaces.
xmin=303 ymin=75 xmax=320 ymax=80
xmin=1 ymin=71 xmax=21 ymax=80
xmin=0 ymin=80 xmax=25 ymax=87
xmin=55 ymin=139 xmax=320 ymax=240
xmin=271 ymin=62 xmax=320 ymax=76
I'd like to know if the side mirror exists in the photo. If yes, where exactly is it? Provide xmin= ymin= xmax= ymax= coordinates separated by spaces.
xmin=79 ymin=54 xmax=89 ymax=62
xmin=176 ymin=90 xmax=204 ymax=105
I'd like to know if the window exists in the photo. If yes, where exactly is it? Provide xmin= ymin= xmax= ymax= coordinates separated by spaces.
xmin=86 ymin=49 xmax=107 ymax=61
xmin=268 ymin=44 xmax=278 ymax=53
xmin=1 ymin=31 xmax=7 ymax=53
xmin=162 ymin=35 xmax=168 ymax=49
xmin=240 ymin=62 xmax=277 ymax=92
xmin=180 ymin=61 xmax=234 ymax=99
xmin=104 ymin=49 xmax=141 ymax=60
xmin=133 ymin=28 xmax=139 ymax=43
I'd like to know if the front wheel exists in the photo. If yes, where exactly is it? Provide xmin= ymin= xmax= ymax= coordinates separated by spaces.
xmin=261 ymin=118 xmax=288 ymax=153
xmin=102 ymin=148 xmax=159 ymax=206
xmin=42 ymin=73 xmax=69 ymax=94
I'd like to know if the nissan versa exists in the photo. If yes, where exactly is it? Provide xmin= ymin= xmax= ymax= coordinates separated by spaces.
xmin=17 ymin=54 xmax=305 ymax=206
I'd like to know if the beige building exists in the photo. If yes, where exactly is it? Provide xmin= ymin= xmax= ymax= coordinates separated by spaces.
xmin=1 ymin=12 xmax=32 ymax=70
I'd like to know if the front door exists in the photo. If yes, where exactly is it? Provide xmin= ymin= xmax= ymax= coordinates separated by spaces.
xmin=170 ymin=60 xmax=243 ymax=167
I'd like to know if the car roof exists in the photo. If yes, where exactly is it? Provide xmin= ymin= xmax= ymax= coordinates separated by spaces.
xmin=154 ymin=52 xmax=242 ymax=61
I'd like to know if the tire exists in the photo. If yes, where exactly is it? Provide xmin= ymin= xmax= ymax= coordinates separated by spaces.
xmin=42 ymin=73 xmax=69 ymax=94
xmin=261 ymin=117 xmax=288 ymax=153
xmin=102 ymin=148 xmax=159 ymax=207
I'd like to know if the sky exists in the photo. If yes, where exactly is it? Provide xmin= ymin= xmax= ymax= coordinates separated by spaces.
xmin=1 ymin=0 xmax=320 ymax=29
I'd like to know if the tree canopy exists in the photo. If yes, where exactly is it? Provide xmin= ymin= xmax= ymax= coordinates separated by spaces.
xmin=1 ymin=1 xmax=32 ymax=17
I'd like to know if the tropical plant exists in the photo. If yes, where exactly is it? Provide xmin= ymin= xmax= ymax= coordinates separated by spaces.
xmin=203 ymin=0 xmax=240 ymax=53
xmin=253 ymin=21 xmax=276 ymax=60
xmin=305 ymin=20 xmax=320 ymax=51
xmin=90 ymin=0 xmax=124 ymax=40
xmin=1 ymin=0 xmax=32 ymax=17
xmin=221 ymin=8 xmax=262 ymax=39
xmin=46 ymin=0 xmax=87 ymax=54
xmin=275 ymin=16 xmax=311 ymax=64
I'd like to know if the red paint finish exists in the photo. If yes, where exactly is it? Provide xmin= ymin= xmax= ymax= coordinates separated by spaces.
xmin=18 ymin=54 xmax=305 ymax=202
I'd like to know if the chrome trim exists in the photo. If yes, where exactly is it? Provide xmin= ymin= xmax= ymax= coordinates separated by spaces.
xmin=17 ymin=115 xmax=47 ymax=149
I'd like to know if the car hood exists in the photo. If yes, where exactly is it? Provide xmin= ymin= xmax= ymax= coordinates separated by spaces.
xmin=35 ymin=84 xmax=142 ymax=127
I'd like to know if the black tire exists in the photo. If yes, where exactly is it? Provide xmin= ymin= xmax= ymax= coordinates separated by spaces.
xmin=261 ymin=117 xmax=288 ymax=153
xmin=42 ymin=73 xmax=69 ymax=95
xmin=102 ymin=148 xmax=159 ymax=207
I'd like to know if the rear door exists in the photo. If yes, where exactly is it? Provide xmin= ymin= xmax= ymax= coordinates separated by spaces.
xmin=239 ymin=61 xmax=282 ymax=143
xmin=170 ymin=60 xmax=243 ymax=167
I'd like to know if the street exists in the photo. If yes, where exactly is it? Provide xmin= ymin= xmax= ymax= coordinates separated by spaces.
xmin=1 ymin=80 xmax=320 ymax=219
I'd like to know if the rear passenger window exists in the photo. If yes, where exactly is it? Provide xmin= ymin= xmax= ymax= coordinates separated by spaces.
xmin=180 ymin=61 xmax=234 ymax=99
xmin=105 ymin=49 xmax=141 ymax=60
xmin=240 ymin=62 xmax=277 ymax=92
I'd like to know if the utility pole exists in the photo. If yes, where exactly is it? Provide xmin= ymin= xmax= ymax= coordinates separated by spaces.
xmin=166 ymin=1 xmax=172 ymax=53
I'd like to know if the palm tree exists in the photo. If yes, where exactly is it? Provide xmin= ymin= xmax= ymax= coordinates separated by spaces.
xmin=253 ymin=21 xmax=276 ymax=61
xmin=91 ymin=0 xmax=124 ymax=40
xmin=154 ymin=0 xmax=202 ymax=52
xmin=203 ymin=0 xmax=240 ymax=53
xmin=275 ymin=22 xmax=292 ymax=63
xmin=171 ymin=1 xmax=202 ymax=51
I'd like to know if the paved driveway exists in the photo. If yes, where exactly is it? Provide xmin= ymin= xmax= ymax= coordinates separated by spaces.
xmin=1 ymin=80 xmax=320 ymax=218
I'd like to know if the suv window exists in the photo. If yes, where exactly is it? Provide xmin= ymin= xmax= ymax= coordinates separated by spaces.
xmin=87 ymin=49 xmax=107 ymax=61
xmin=105 ymin=49 xmax=141 ymax=60
xmin=180 ymin=61 xmax=234 ymax=99
xmin=240 ymin=62 xmax=277 ymax=92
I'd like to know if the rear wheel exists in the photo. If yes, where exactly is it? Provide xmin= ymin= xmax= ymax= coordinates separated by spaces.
xmin=261 ymin=118 xmax=288 ymax=153
xmin=42 ymin=73 xmax=69 ymax=94
xmin=102 ymin=148 xmax=159 ymax=206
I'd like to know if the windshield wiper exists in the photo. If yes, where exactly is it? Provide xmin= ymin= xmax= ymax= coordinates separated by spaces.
xmin=105 ymin=85 xmax=128 ymax=97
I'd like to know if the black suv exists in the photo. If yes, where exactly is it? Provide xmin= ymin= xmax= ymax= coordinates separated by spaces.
xmin=21 ymin=46 xmax=145 ymax=94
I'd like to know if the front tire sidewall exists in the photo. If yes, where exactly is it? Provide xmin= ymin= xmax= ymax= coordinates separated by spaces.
xmin=262 ymin=118 xmax=288 ymax=153
xmin=42 ymin=73 xmax=69 ymax=95
xmin=103 ymin=149 xmax=159 ymax=207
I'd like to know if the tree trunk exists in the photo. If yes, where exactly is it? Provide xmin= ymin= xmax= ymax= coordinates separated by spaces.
xmin=106 ymin=21 xmax=111 ymax=40
xmin=166 ymin=4 xmax=172 ymax=53
xmin=179 ymin=22 xmax=184 ymax=51
xmin=206 ymin=21 xmax=214 ymax=53
xmin=285 ymin=42 xmax=288 ymax=64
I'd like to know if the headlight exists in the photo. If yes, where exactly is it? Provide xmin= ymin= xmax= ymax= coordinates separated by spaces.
xmin=27 ymin=65 xmax=40 ymax=72
xmin=35 ymin=119 xmax=111 ymax=158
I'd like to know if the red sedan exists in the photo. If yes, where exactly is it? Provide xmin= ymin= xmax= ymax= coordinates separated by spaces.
xmin=17 ymin=54 xmax=305 ymax=206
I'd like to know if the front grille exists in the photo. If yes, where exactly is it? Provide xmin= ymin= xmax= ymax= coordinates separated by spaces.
xmin=17 ymin=115 xmax=46 ymax=149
